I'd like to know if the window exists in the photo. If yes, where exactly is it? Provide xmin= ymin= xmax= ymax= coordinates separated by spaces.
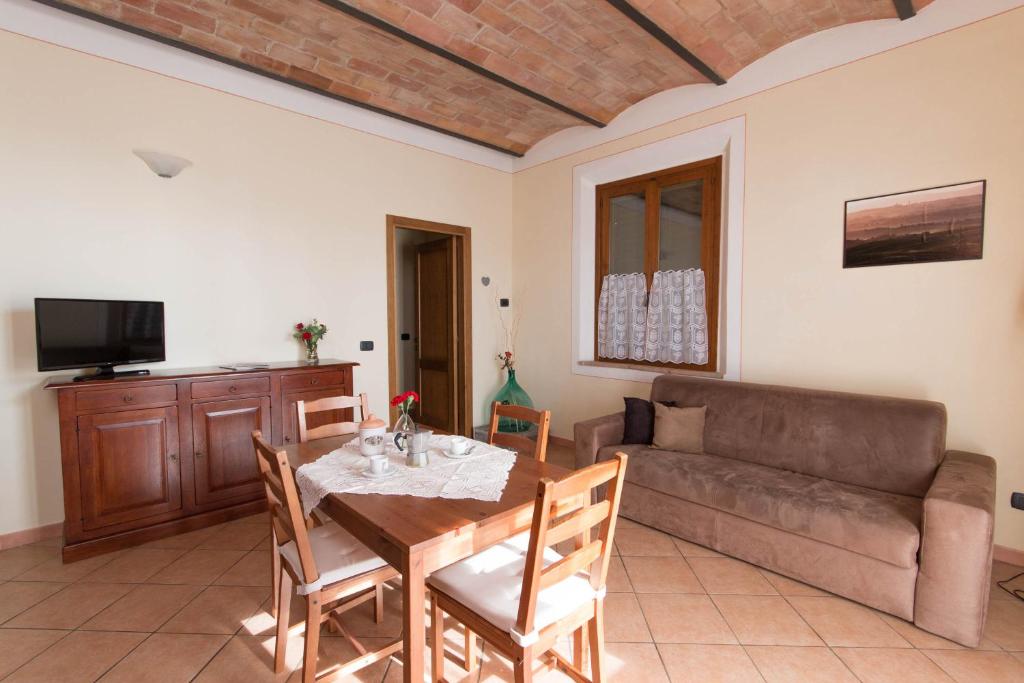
xmin=595 ymin=156 xmax=722 ymax=371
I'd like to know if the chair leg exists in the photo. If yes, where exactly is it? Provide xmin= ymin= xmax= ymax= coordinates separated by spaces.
xmin=374 ymin=583 xmax=385 ymax=624
xmin=588 ymin=600 xmax=606 ymax=683
xmin=430 ymin=592 xmax=445 ymax=683
xmin=572 ymin=626 xmax=587 ymax=672
xmin=274 ymin=570 xmax=293 ymax=673
xmin=302 ymin=591 xmax=322 ymax=683
xmin=464 ymin=627 xmax=477 ymax=672
xmin=514 ymin=649 xmax=533 ymax=683
xmin=270 ymin=541 xmax=281 ymax=619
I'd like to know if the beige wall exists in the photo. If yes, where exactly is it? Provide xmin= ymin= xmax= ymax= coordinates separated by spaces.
xmin=0 ymin=30 xmax=514 ymax=535
xmin=511 ymin=10 xmax=1024 ymax=547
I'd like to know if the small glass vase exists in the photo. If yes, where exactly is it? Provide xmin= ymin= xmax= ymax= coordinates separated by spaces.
xmin=494 ymin=368 xmax=534 ymax=433
xmin=392 ymin=410 xmax=416 ymax=450
xmin=305 ymin=344 xmax=319 ymax=363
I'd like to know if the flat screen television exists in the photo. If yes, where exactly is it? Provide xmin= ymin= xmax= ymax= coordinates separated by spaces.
xmin=35 ymin=298 xmax=165 ymax=380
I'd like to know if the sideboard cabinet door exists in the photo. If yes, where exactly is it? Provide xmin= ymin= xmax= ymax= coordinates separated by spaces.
xmin=77 ymin=407 xmax=182 ymax=531
xmin=192 ymin=397 xmax=270 ymax=506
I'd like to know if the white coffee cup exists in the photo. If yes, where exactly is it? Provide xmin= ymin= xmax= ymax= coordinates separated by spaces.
xmin=369 ymin=455 xmax=389 ymax=475
xmin=449 ymin=437 xmax=468 ymax=455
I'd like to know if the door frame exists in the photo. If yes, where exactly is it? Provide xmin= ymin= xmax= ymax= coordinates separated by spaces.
xmin=386 ymin=215 xmax=473 ymax=436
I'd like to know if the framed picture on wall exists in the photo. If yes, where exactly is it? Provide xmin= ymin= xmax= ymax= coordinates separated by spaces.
xmin=843 ymin=180 xmax=986 ymax=268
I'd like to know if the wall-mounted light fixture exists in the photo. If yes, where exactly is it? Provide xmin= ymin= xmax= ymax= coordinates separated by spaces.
xmin=132 ymin=149 xmax=192 ymax=178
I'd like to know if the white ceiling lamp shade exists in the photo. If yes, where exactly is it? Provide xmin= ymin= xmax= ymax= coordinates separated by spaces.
xmin=132 ymin=149 xmax=192 ymax=178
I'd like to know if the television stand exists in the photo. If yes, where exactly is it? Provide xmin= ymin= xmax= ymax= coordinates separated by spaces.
xmin=73 ymin=367 xmax=152 ymax=382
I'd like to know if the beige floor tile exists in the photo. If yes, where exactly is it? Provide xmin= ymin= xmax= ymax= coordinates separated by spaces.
xmin=0 ymin=629 xmax=68 ymax=678
xmin=160 ymin=585 xmax=269 ymax=634
xmin=672 ymin=537 xmax=724 ymax=558
xmin=982 ymin=598 xmax=1024 ymax=650
xmin=637 ymin=594 xmax=736 ymax=644
xmin=193 ymin=633 xmax=302 ymax=682
xmin=382 ymin=622 xmax=483 ymax=682
xmin=622 ymin=556 xmax=704 ymax=594
xmin=82 ymin=583 xmax=204 ymax=632
xmin=4 ymin=630 xmax=146 ymax=683
xmin=712 ymin=595 xmax=822 ymax=646
xmin=99 ymin=632 xmax=229 ymax=682
xmin=4 ymin=582 xmax=133 ymax=629
xmin=1010 ymin=651 xmax=1024 ymax=663
xmin=0 ymin=581 xmax=66 ymax=623
xmin=922 ymin=649 xmax=1024 ymax=683
xmin=876 ymin=613 xmax=1001 ymax=650
xmin=602 ymin=642 xmax=670 ymax=682
xmin=80 ymin=548 xmax=188 ymax=583
xmin=989 ymin=562 xmax=1024 ymax=601
xmin=745 ymin=645 xmax=858 ymax=683
xmin=215 ymin=549 xmax=273 ymax=587
xmin=658 ymin=643 xmax=763 ymax=682
xmin=148 ymin=548 xmax=248 ymax=584
xmin=199 ymin=522 xmax=270 ymax=551
xmin=141 ymin=525 xmax=221 ymax=550
xmin=614 ymin=525 xmax=681 ymax=557
xmin=603 ymin=593 xmax=653 ymax=642
xmin=834 ymin=647 xmax=954 ymax=683
xmin=13 ymin=551 xmax=122 ymax=582
xmin=285 ymin=635 xmax=393 ymax=682
xmin=758 ymin=570 xmax=828 ymax=597
xmin=687 ymin=557 xmax=778 ymax=595
xmin=606 ymin=555 xmax=634 ymax=592
xmin=787 ymin=596 xmax=911 ymax=648
xmin=0 ymin=546 xmax=56 ymax=580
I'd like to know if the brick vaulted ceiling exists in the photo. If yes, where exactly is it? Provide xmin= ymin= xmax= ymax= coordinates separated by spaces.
xmin=38 ymin=0 xmax=935 ymax=155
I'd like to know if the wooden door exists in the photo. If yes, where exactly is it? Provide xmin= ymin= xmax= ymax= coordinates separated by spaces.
xmin=415 ymin=237 xmax=457 ymax=433
xmin=193 ymin=398 xmax=270 ymax=505
xmin=77 ymin=407 xmax=181 ymax=530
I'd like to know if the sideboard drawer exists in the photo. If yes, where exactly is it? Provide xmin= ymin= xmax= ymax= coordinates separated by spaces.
xmin=191 ymin=377 xmax=271 ymax=400
xmin=280 ymin=371 xmax=348 ymax=392
xmin=76 ymin=384 xmax=178 ymax=411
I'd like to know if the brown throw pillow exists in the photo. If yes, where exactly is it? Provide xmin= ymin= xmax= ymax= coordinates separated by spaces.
xmin=652 ymin=403 xmax=706 ymax=453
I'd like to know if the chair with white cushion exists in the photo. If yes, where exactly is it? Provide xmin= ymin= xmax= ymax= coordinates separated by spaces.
xmin=251 ymin=431 xmax=401 ymax=683
xmin=428 ymin=452 xmax=628 ymax=683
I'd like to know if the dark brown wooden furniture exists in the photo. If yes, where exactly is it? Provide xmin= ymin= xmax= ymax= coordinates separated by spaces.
xmin=46 ymin=359 xmax=357 ymax=562
xmin=282 ymin=434 xmax=572 ymax=683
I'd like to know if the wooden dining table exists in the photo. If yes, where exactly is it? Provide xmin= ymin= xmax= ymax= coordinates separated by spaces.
xmin=281 ymin=434 xmax=572 ymax=683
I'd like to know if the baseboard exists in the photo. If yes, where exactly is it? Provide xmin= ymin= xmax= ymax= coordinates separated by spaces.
xmin=549 ymin=435 xmax=575 ymax=449
xmin=0 ymin=521 xmax=63 ymax=551
xmin=994 ymin=544 xmax=1024 ymax=567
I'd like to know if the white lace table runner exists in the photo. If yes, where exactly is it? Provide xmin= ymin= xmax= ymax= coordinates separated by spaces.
xmin=295 ymin=434 xmax=517 ymax=516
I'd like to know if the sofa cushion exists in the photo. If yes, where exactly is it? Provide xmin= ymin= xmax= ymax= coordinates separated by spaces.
xmin=649 ymin=375 xmax=946 ymax=498
xmin=599 ymin=445 xmax=922 ymax=568
xmin=653 ymin=403 xmax=706 ymax=453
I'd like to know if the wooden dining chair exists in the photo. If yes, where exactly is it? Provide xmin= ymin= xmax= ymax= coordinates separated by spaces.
xmin=296 ymin=393 xmax=370 ymax=443
xmin=251 ymin=431 xmax=401 ymax=683
xmin=487 ymin=402 xmax=552 ymax=462
xmin=428 ymin=452 xmax=628 ymax=683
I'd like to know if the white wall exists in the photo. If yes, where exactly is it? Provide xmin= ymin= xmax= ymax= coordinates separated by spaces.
xmin=0 ymin=30 xmax=514 ymax=535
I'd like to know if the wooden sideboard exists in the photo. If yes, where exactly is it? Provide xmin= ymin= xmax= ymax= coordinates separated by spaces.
xmin=46 ymin=359 xmax=358 ymax=561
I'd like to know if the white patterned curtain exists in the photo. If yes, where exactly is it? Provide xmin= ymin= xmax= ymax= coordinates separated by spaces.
xmin=644 ymin=269 xmax=709 ymax=365
xmin=597 ymin=273 xmax=647 ymax=361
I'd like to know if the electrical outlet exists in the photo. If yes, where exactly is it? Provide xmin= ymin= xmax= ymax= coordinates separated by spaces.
xmin=499 ymin=298 xmax=510 ymax=307
xmin=1012 ymin=492 xmax=1024 ymax=511
xmin=400 ymin=333 xmax=411 ymax=341
xmin=359 ymin=341 xmax=374 ymax=351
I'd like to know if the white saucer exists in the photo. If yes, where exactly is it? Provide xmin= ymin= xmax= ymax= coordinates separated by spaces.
xmin=362 ymin=467 xmax=397 ymax=479
xmin=443 ymin=449 xmax=473 ymax=459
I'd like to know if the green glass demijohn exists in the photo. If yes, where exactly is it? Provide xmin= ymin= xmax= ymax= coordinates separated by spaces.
xmin=493 ymin=368 xmax=534 ymax=433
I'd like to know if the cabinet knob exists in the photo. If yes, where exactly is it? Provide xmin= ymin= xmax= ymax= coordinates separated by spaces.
xmin=229 ymin=385 xmax=238 ymax=393
xmin=168 ymin=452 xmax=177 ymax=461
xmin=310 ymin=378 xmax=319 ymax=385
xmin=284 ymin=436 xmax=291 ymax=443
xmin=195 ymin=451 xmax=204 ymax=458
xmin=123 ymin=394 xmax=134 ymax=403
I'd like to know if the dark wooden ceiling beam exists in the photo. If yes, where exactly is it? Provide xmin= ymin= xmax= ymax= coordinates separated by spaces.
xmin=30 ymin=0 xmax=525 ymax=156
xmin=315 ymin=0 xmax=605 ymax=128
xmin=892 ymin=0 xmax=916 ymax=20
xmin=602 ymin=0 xmax=726 ymax=86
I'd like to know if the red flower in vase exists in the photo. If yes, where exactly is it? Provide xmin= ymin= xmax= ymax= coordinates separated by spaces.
xmin=295 ymin=323 xmax=304 ymax=330
xmin=302 ymin=331 xmax=312 ymax=341
xmin=390 ymin=391 xmax=420 ymax=407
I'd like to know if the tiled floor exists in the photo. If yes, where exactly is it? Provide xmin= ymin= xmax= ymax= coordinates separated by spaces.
xmin=1 ymin=448 xmax=1021 ymax=681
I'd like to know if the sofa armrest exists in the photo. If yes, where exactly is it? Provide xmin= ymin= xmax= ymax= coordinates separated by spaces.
xmin=573 ymin=413 xmax=624 ymax=471
xmin=914 ymin=450 xmax=996 ymax=647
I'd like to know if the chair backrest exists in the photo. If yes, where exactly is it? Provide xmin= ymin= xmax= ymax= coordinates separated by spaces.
xmin=487 ymin=402 xmax=552 ymax=462
xmin=515 ymin=452 xmax=627 ymax=637
xmin=296 ymin=393 xmax=370 ymax=443
xmin=251 ymin=430 xmax=320 ymax=586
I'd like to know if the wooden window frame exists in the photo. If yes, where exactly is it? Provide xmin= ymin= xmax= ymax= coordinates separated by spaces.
xmin=594 ymin=156 xmax=722 ymax=373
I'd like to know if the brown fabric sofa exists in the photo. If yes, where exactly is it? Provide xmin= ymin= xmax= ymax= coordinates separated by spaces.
xmin=574 ymin=374 xmax=996 ymax=647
